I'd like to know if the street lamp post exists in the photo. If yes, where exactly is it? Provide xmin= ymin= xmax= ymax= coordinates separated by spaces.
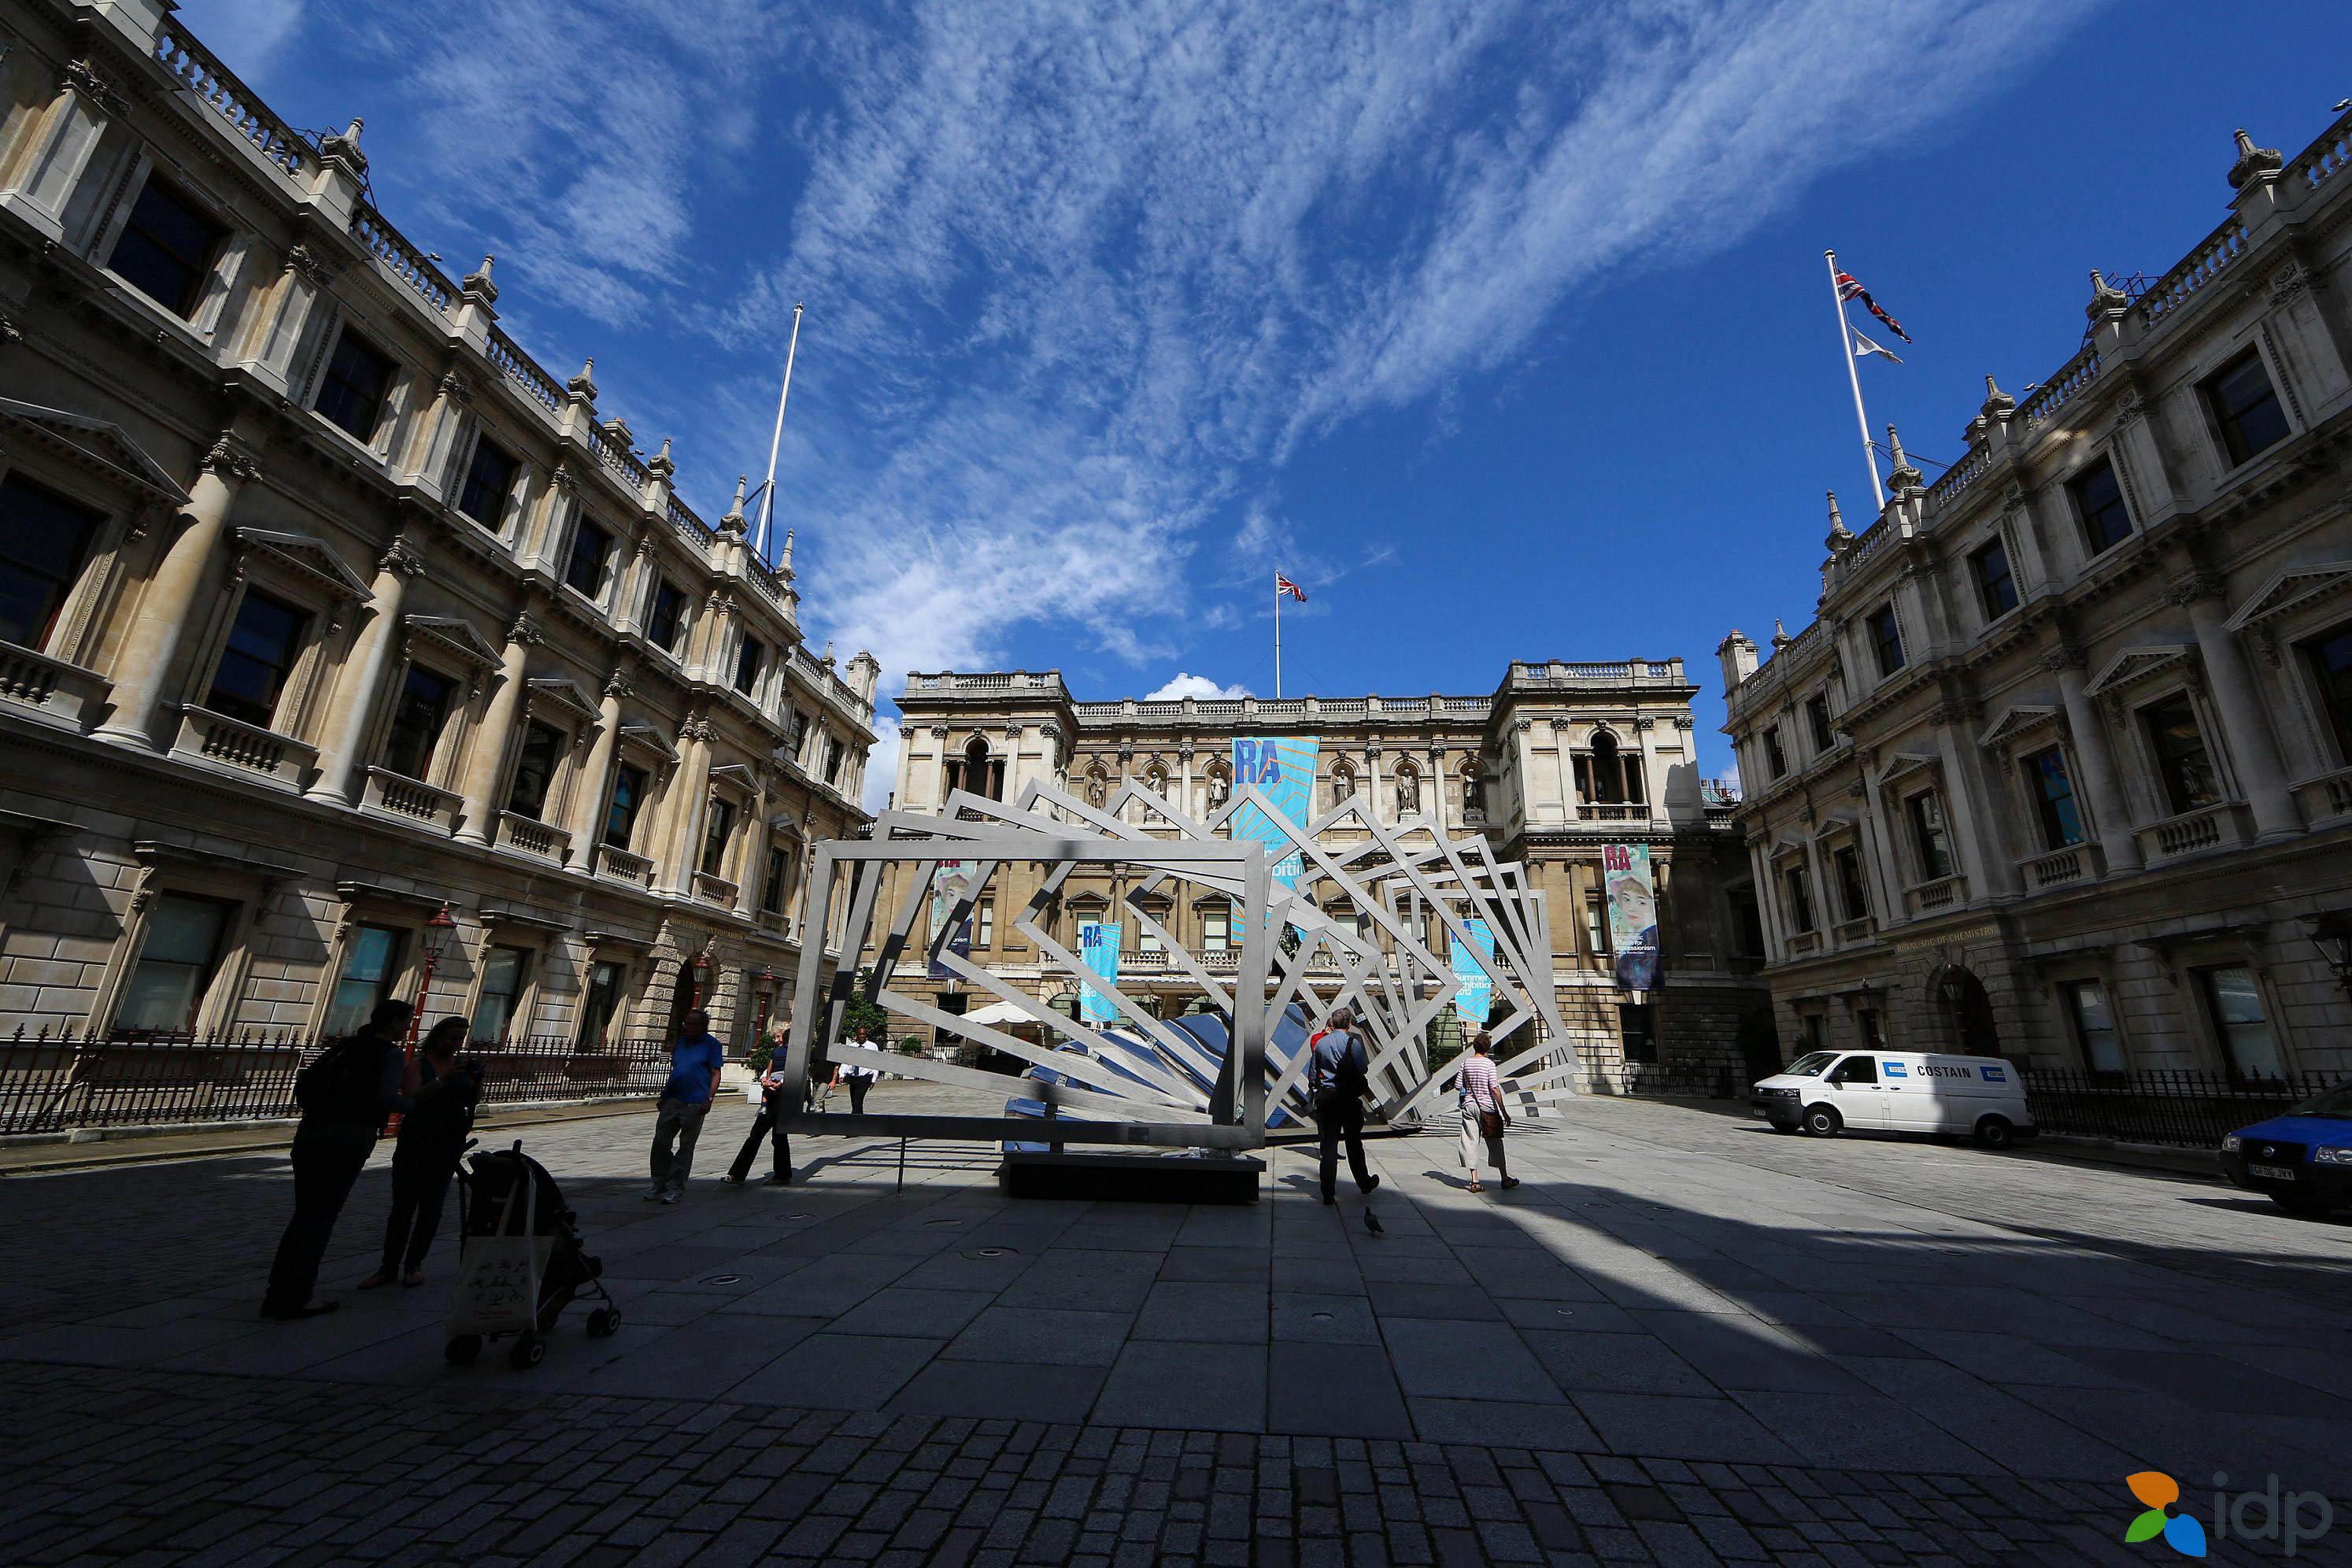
xmin=390 ymin=903 xmax=457 ymax=1137
xmin=690 ymin=951 xmax=713 ymax=1011
xmin=752 ymin=964 xmax=777 ymax=1045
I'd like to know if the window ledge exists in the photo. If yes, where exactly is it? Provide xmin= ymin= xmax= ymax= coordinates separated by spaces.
xmin=1903 ymin=875 xmax=1967 ymax=917
xmin=2018 ymin=841 xmax=2105 ymax=891
xmin=361 ymin=765 xmax=462 ymax=834
xmin=497 ymin=810 xmax=571 ymax=864
xmin=2138 ymin=801 xmax=2250 ymax=864
xmin=2291 ymin=766 xmax=2352 ymax=825
xmin=0 ymin=639 xmax=109 ymax=729
xmin=171 ymin=704 xmax=315 ymax=789
xmin=593 ymin=842 xmax=653 ymax=886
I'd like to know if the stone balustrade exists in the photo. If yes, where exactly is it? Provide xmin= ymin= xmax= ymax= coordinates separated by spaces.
xmin=172 ymin=705 xmax=316 ymax=789
xmin=594 ymin=843 xmax=653 ymax=886
xmin=497 ymin=812 xmax=571 ymax=863
xmin=362 ymin=766 xmax=463 ymax=834
xmin=0 ymin=642 xmax=109 ymax=730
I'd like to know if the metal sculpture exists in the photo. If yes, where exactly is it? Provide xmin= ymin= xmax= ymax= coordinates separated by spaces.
xmin=778 ymin=776 xmax=1575 ymax=1156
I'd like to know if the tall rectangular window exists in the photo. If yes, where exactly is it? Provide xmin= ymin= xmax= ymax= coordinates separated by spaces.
xmin=2062 ymin=978 xmax=2123 ymax=1074
xmin=700 ymin=798 xmax=738 ymax=878
xmin=2140 ymin=693 xmax=2221 ymax=815
xmin=1832 ymin=845 xmax=1869 ymax=923
xmin=323 ymin=924 xmax=406 ymax=1040
xmin=314 ymin=326 xmax=394 ymax=442
xmin=2200 ymin=965 xmax=2281 ymax=1078
xmin=1782 ymin=866 xmax=1815 ymax=934
xmin=456 ymin=438 xmax=519 ymax=530
xmin=2304 ymin=623 xmax=2352 ymax=764
xmin=379 ymin=664 xmax=453 ymax=781
xmin=977 ymin=899 xmax=997 ymax=949
xmin=734 ymin=635 xmax=765 ymax=695
xmin=1619 ymin=1004 xmax=1658 ymax=1065
xmin=825 ymin=736 xmax=845 ymax=785
xmin=116 ymin=893 xmax=235 ymax=1033
xmin=1868 ymin=604 xmax=1906 ymax=677
xmin=1907 ymin=792 xmax=1954 ymax=881
xmin=563 ymin=520 xmax=612 ymax=599
xmin=205 ymin=590 xmax=309 ymax=728
xmin=472 ymin=945 xmax=531 ymax=1045
xmin=1805 ymin=694 xmax=1835 ymax=753
xmin=577 ymin=960 xmax=625 ymax=1048
xmin=2021 ymin=746 xmax=2085 ymax=849
xmin=2071 ymin=459 xmax=2133 ymax=553
xmin=505 ymin=719 xmax=564 ymax=821
xmin=1971 ymin=537 xmax=2017 ymax=619
xmin=2203 ymin=350 xmax=2290 ymax=467
xmin=107 ymin=175 xmax=223 ymax=318
xmin=1200 ymin=905 xmax=1230 ymax=952
xmin=760 ymin=845 xmax=789 ymax=915
xmin=1584 ymin=895 xmax=1610 ymax=955
xmin=1762 ymin=727 xmax=1788 ymax=779
xmin=645 ymin=579 xmax=686 ymax=653
xmin=0 ymin=474 xmax=105 ymax=651
xmin=603 ymin=763 xmax=648 ymax=849
xmin=788 ymin=710 xmax=811 ymax=759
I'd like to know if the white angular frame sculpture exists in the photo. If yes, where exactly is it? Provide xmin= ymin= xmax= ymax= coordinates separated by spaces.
xmin=779 ymin=776 xmax=1575 ymax=1154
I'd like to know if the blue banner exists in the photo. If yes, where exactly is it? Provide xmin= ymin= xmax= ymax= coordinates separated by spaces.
xmin=1452 ymin=916 xmax=1496 ymax=1026
xmin=1078 ymin=920 xmax=1122 ymax=1023
xmin=1230 ymin=736 xmax=1315 ymax=888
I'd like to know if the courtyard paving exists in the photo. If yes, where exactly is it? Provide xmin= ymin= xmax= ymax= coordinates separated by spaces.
xmin=2 ymin=1086 xmax=2348 ymax=1565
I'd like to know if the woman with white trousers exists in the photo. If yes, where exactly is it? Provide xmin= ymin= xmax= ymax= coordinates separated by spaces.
xmin=1456 ymin=1032 xmax=1517 ymax=1193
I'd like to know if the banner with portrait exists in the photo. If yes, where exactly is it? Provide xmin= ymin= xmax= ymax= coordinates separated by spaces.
xmin=1078 ymin=919 xmax=1122 ymax=1023
xmin=1451 ymin=915 xmax=1497 ymax=1026
xmin=1604 ymin=841 xmax=1662 ymax=993
xmin=928 ymin=859 xmax=974 ymax=979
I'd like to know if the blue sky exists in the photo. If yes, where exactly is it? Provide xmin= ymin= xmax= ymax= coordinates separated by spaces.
xmin=182 ymin=0 xmax=2352 ymax=804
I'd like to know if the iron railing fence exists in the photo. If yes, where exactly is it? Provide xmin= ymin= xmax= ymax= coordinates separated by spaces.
xmin=0 ymin=1026 xmax=673 ymax=1136
xmin=1588 ymin=1048 xmax=1753 ymax=1101
xmin=2021 ymin=1067 xmax=2343 ymax=1150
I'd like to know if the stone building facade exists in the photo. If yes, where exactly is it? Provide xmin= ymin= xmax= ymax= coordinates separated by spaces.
xmin=884 ymin=664 xmax=1770 ymax=1083
xmin=1720 ymin=118 xmax=2352 ymax=1077
xmin=0 ymin=0 xmax=878 ymax=1051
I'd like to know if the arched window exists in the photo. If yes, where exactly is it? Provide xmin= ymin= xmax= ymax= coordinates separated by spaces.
xmin=1575 ymin=731 xmax=1647 ymax=808
xmin=945 ymin=735 xmax=1004 ymax=801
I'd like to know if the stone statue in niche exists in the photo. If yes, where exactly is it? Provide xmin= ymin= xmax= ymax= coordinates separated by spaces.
xmin=1396 ymin=771 xmax=1421 ymax=815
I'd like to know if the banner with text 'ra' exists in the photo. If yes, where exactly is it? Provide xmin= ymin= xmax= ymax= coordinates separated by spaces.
xmin=1078 ymin=920 xmax=1122 ymax=1023
xmin=1605 ymin=841 xmax=1662 ymax=993
xmin=1230 ymin=737 xmax=1317 ymax=939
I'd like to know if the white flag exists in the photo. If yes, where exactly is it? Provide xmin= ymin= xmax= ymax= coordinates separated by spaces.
xmin=1851 ymin=327 xmax=1903 ymax=364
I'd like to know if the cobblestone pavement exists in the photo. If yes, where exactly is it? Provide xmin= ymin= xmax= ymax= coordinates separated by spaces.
xmin=4 ymin=1088 xmax=2349 ymax=1564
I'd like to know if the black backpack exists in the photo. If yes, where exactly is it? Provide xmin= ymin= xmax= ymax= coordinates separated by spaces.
xmin=296 ymin=1037 xmax=389 ymax=1127
xmin=1321 ymin=1030 xmax=1369 ymax=1099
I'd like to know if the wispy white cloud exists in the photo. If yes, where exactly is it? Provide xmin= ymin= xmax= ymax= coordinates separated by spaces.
xmin=1144 ymin=672 xmax=1252 ymax=701
xmin=176 ymin=0 xmax=307 ymax=82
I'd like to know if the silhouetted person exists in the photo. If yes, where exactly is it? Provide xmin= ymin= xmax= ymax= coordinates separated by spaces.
xmin=263 ymin=999 xmax=415 ymax=1319
xmin=1309 ymin=1006 xmax=1380 ymax=1206
xmin=360 ymin=1017 xmax=479 ymax=1288
xmin=723 ymin=1025 xmax=795 ymax=1186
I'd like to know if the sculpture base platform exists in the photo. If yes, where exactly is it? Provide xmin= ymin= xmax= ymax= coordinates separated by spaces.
xmin=999 ymin=1149 xmax=1264 ymax=1204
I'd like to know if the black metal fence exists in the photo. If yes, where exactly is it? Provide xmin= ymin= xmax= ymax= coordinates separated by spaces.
xmin=2021 ymin=1067 xmax=2339 ymax=1150
xmin=1589 ymin=1049 xmax=1754 ymax=1100
xmin=0 ymin=1027 xmax=674 ymax=1136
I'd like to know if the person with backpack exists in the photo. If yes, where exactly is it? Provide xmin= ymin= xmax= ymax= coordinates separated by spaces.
xmin=1456 ymin=1030 xmax=1518 ymax=1194
xmin=1308 ymin=1006 xmax=1381 ymax=1206
xmin=358 ymin=1016 xmax=480 ymax=1289
xmin=262 ymin=999 xmax=417 ymax=1319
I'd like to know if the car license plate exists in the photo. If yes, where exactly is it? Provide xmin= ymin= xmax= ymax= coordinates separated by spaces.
xmin=2249 ymin=1163 xmax=2296 ymax=1182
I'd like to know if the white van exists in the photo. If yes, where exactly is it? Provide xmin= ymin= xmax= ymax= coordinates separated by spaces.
xmin=1750 ymin=1050 xmax=2036 ymax=1148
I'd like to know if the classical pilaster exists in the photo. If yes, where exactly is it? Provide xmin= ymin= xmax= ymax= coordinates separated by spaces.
xmin=95 ymin=437 xmax=261 ymax=749
xmin=2177 ymin=574 xmax=2299 ymax=838
xmin=1928 ymin=702 xmax=2001 ymax=900
xmin=1936 ymin=701 xmax=2019 ymax=900
xmin=2047 ymin=645 xmax=2143 ymax=874
xmin=1855 ymin=749 xmax=1909 ymax=915
xmin=306 ymin=534 xmax=423 ymax=804
xmin=658 ymin=717 xmax=717 ymax=896
xmin=565 ymin=671 xmax=629 ymax=871
xmin=6 ymin=58 xmax=125 ymax=239
xmin=453 ymin=613 xmax=542 ymax=845
xmin=1747 ymin=839 xmax=1784 ymax=967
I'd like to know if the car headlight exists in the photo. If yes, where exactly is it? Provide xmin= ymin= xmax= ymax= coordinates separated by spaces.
xmin=2313 ymin=1146 xmax=2352 ymax=1167
xmin=2221 ymin=1135 xmax=2241 ymax=1152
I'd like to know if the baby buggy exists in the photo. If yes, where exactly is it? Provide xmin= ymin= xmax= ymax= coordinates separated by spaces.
xmin=444 ymin=1139 xmax=619 ymax=1370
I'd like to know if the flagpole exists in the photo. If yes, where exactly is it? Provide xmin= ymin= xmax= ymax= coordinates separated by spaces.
xmin=1825 ymin=250 xmax=1886 ymax=511
xmin=756 ymin=301 xmax=804 ymax=564
xmin=1274 ymin=575 xmax=1282 ymax=700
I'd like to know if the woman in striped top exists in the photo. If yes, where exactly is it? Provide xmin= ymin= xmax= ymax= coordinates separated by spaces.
xmin=1456 ymin=1032 xmax=1516 ymax=1193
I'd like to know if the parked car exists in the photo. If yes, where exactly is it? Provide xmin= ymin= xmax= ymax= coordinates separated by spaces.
xmin=2220 ymin=1081 xmax=2352 ymax=1217
xmin=1751 ymin=1050 xmax=2035 ymax=1148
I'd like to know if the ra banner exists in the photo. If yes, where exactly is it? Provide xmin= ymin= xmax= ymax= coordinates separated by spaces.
xmin=1451 ymin=916 xmax=1496 ymax=1027
xmin=1604 ymin=842 xmax=1662 ymax=993
xmin=928 ymin=860 xmax=974 ymax=979
xmin=1230 ymin=736 xmax=1316 ymax=888
xmin=1078 ymin=920 xmax=1122 ymax=1023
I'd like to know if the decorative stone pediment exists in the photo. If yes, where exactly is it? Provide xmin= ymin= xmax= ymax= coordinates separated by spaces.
xmin=2224 ymin=560 xmax=2352 ymax=632
xmin=617 ymin=722 xmax=678 ymax=767
xmin=1977 ymin=704 xmax=2059 ymax=749
xmin=233 ymin=527 xmax=373 ymax=601
xmin=1875 ymin=751 xmax=1939 ymax=786
xmin=2084 ymin=645 xmax=2192 ymax=698
xmin=403 ymin=614 xmax=502 ymax=671
xmin=0 ymin=396 xmax=189 ymax=504
xmin=1811 ymin=812 xmax=1858 ymax=839
xmin=708 ymin=763 xmax=758 ymax=795
xmin=1769 ymin=828 xmax=1811 ymax=858
xmin=525 ymin=675 xmax=601 ymax=727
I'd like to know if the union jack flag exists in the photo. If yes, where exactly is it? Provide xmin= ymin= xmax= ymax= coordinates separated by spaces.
xmin=1835 ymin=271 xmax=1913 ymax=344
xmin=1275 ymin=573 xmax=1307 ymax=602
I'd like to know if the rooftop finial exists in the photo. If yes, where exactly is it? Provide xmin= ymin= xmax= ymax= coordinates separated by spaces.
xmin=647 ymin=436 xmax=675 ymax=479
xmin=779 ymin=528 xmax=794 ymax=573
xmin=319 ymin=116 xmax=369 ymax=176
xmin=461 ymin=253 xmax=498 ymax=306
xmin=567 ymin=357 xmax=597 ymax=401
xmin=2228 ymin=126 xmax=2284 ymax=189
xmin=718 ymin=474 xmax=749 ymax=535
xmin=1771 ymin=618 xmax=1793 ymax=652
xmin=1886 ymin=424 xmax=1922 ymax=494
xmin=1824 ymin=489 xmax=1855 ymax=553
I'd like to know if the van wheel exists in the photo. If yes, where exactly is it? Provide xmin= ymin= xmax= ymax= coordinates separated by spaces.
xmin=1973 ymin=1115 xmax=2015 ymax=1150
xmin=1802 ymin=1105 xmax=1842 ymax=1137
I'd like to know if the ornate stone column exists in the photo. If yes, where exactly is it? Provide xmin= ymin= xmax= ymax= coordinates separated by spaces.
xmin=1855 ymin=749 xmax=1910 ymax=915
xmin=96 ymin=438 xmax=260 ymax=749
xmin=1929 ymin=703 xmax=2000 ymax=901
xmin=453 ymin=613 xmax=542 ymax=845
xmin=2048 ymin=646 xmax=2143 ymax=875
xmin=659 ymin=717 xmax=716 ymax=896
xmin=1747 ymin=838 xmax=1784 ymax=967
xmin=2180 ymin=574 xmax=2300 ymax=839
xmin=1935 ymin=701 xmax=2020 ymax=900
xmin=10 ymin=58 xmax=124 ymax=238
xmin=564 ymin=671 xmax=629 ymax=871
xmin=306 ymin=534 xmax=423 ymax=804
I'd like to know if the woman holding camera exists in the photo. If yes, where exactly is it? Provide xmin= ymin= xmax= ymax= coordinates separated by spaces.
xmin=359 ymin=1016 xmax=479 ymax=1289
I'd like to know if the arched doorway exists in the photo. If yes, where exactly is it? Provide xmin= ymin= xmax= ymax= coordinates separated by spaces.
xmin=664 ymin=955 xmax=704 ymax=1044
xmin=1934 ymin=964 xmax=2000 ymax=1056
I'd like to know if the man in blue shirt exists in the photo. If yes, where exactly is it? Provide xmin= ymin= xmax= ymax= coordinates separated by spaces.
xmin=647 ymin=1009 xmax=725 ymax=1204
xmin=1308 ymin=1006 xmax=1381 ymax=1206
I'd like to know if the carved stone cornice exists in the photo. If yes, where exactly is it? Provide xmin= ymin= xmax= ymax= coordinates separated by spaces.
xmin=603 ymin=669 xmax=634 ymax=700
xmin=2037 ymin=644 xmax=2088 ymax=674
xmin=2167 ymin=571 xmax=2227 ymax=608
xmin=2269 ymin=260 xmax=2313 ymax=307
xmin=198 ymin=435 xmax=263 ymax=485
xmin=377 ymin=535 xmax=425 ymax=578
xmin=680 ymin=716 xmax=719 ymax=743
xmin=438 ymin=369 xmax=474 ymax=405
xmin=61 ymin=58 xmax=128 ymax=116
xmin=508 ymin=612 xmax=546 ymax=646
xmin=283 ymin=243 xmax=335 ymax=288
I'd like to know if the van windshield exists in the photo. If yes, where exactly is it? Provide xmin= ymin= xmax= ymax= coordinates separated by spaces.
xmin=2285 ymin=1082 xmax=2352 ymax=1120
xmin=1784 ymin=1052 xmax=1837 ymax=1078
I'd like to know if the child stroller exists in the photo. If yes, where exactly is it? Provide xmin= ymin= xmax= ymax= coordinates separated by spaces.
xmin=444 ymin=1139 xmax=619 ymax=1370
